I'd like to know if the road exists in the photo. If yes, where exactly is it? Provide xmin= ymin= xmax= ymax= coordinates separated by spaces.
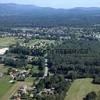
xmin=43 ymin=67 xmax=48 ymax=78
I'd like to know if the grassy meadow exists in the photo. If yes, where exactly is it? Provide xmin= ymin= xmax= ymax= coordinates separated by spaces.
xmin=0 ymin=37 xmax=17 ymax=47
xmin=65 ymin=78 xmax=100 ymax=100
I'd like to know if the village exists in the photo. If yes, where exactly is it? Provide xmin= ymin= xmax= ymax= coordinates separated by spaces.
xmin=0 ymin=27 xmax=100 ymax=100
xmin=0 ymin=36 xmax=52 ymax=100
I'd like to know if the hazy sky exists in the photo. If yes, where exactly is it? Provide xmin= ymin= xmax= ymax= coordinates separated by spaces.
xmin=0 ymin=0 xmax=100 ymax=8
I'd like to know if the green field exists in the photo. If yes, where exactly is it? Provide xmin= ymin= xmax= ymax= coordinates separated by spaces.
xmin=0 ymin=37 xmax=55 ymax=48
xmin=65 ymin=78 xmax=100 ymax=100
xmin=0 ymin=37 xmax=17 ymax=47
xmin=0 ymin=64 xmax=8 ymax=73
xmin=0 ymin=64 xmax=13 ymax=98
xmin=0 ymin=76 xmax=13 ymax=98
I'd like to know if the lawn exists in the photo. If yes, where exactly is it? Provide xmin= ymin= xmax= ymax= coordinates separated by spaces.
xmin=0 ymin=76 xmax=13 ymax=98
xmin=0 ymin=64 xmax=7 ymax=72
xmin=1 ymin=82 xmax=23 ymax=100
xmin=65 ymin=78 xmax=100 ymax=100
xmin=0 ymin=37 xmax=17 ymax=47
xmin=0 ymin=64 xmax=13 ymax=98
xmin=27 ymin=64 xmax=40 ymax=73
xmin=25 ymin=77 xmax=34 ymax=86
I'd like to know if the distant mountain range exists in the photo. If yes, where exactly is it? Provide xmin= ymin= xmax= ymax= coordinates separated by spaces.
xmin=0 ymin=3 xmax=100 ymax=27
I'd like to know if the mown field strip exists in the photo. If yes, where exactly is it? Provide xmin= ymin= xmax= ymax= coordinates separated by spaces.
xmin=65 ymin=78 xmax=100 ymax=100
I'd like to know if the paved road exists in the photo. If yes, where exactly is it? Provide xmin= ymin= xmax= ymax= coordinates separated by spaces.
xmin=43 ymin=67 xmax=48 ymax=78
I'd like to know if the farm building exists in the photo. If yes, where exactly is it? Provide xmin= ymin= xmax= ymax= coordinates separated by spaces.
xmin=0 ymin=48 xmax=9 ymax=55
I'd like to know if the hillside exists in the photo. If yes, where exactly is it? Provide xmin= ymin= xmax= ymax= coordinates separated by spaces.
xmin=0 ymin=4 xmax=100 ymax=27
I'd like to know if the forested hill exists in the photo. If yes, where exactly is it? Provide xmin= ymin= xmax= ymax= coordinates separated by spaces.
xmin=0 ymin=3 xmax=100 ymax=27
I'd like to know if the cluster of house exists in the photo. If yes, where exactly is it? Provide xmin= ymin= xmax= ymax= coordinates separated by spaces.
xmin=29 ymin=41 xmax=49 ymax=49
xmin=38 ymin=88 xmax=55 ymax=96
xmin=11 ymin=84 xmax=30 ymax=100
xmin=9 ymin=69 xmax=30 ymax=83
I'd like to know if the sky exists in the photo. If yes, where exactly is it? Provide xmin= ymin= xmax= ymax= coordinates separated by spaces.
xmin=0 ymin=0 xmax=100 ymax=9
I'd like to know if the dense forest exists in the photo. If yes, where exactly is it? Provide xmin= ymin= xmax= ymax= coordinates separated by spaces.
xmin=48 ymin=39 xmax=100 ymax=82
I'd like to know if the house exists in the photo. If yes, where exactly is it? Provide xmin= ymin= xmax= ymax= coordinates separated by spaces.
xmin=10 ymin=69 xmax=29 ymax=81
xmin=18 ymin=85 xmax=27 ymax=94
xmin=38 ymin=88 xmax=54 ymax=96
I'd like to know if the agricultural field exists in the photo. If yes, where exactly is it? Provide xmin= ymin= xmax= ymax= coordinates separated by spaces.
xmin=0 ymin=76 xmax=13 ymax=99
xmin=0 ymin=64 xmax=13 ymax=99
xmin=65 ymin=78 xmax=100 ymax=100
xmin=0 ymin=37 xmax=18 ymax=47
